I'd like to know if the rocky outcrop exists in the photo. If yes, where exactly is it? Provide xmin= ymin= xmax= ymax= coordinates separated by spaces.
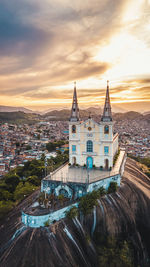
xmin=0 ymin=158 xmax=150 ymax=267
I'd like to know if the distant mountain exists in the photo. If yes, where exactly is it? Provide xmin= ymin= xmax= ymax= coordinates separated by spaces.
xmin=85 ymin=107 xmax=102 ymax=115
xmin=144 ymin=113 xmax=150 ymax=122
xmin=0 ymin=111 xmax=40 ymax=124
xmin=113 ymin=111 xmax=143 ymax=121
xmin=0 ymin=109 xmax=149 ymax=124
xmin=0 ymin=105 xmax=33 ymax=113
xmin=43 ymin=107 xmax=102 ymax=121
xmin=143 ymin=111 xmax=150 ymax=115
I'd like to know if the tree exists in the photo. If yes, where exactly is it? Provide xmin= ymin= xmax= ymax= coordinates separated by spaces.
xmin=79 ymin=191 xmax=98 ymax=215
xmin=5 ymin=174 xmax=20 ymax=193
xmin=26 ymin=145 xmax=32 ymax=150
xmin=0 ymin=189 xmax=13 ymax=201
xmin=98 ymin=186 xmax=106 ymax=197
xmin=26 ymin=175 xmax=40 ymax=186
xmin=97 ymin=236 xmax=133 ymax=267
xmin=46 ymin=142 xmax=56 ymax=152
xmin=14 ymin=182 xmax=36 ymax=201
xmin=66 ymin=206 xmax=78 ymax=219
xmin=40 ymin=153 xmax=45 ymax=162
xmin=107 ymin=182 xmax=118 ymax=194
xmin=0 ymin=201 xmax=14 ymax=219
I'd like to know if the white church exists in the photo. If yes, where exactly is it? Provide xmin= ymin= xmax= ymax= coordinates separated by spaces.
xmin=69 ymin=81 xmax=118 ymax=170
xmin=41 ymin=82 xmax=126 ymax=199
xmin=23 ymin=82 xmax=126 ymax=227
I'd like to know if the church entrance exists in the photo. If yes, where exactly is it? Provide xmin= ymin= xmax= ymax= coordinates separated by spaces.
xmin=105 ymin=159 xmax=109 ymax=170
xmin=72 ymin=157 xmax=76 ymax=165
xmin=86 ymin=157 xmax=93 ymax=169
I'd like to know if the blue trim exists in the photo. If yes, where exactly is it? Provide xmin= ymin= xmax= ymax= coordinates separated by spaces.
xmin=86 ymin=156 xmax=93 ymax=168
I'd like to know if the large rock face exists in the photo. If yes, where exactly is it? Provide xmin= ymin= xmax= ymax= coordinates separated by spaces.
xmin=0 ymin=158 xmax=150 ymax=267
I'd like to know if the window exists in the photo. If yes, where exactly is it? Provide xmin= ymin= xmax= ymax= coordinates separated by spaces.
xmin=72 ymin=125 xmax=76 ymax=133
xmin=104 ymin=146 xmax=109 ymax=154
xmin=72 ymin=145 xmax=76 ymax=152
xmin=87 ymin=140 xmax=93 ymax=152
xmin=104 ymin=125 xmax=109 ymax=134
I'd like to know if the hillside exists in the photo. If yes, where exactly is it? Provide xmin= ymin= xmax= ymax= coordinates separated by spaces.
xmin=0 ymin=112 xmax=40 ymax=124
xmin=0 ymin=158 xmax=150 ymax=267
xmin=43 ymin=109 xmax=150 ymax=122
xmin=42 ymin=108 xmax=102 ymax=121
xmin=0 ymin=109 xmax=149 ymax=124
xmin=113 ymin=111 xmax=144 ymax=121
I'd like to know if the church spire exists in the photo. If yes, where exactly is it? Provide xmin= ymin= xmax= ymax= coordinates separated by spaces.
xmin=101 ymin=80 xmax=112 ymax=122
xmin=70 ymin=81 xmax=80 ymax=122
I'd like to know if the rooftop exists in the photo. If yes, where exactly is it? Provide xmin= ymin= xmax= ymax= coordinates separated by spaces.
xmin=44 ymin=150 xmax=125 ymax=184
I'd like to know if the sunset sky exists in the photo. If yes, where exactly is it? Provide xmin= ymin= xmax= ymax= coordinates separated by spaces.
xmin=0 ymin=0 xmax=150 ymax=111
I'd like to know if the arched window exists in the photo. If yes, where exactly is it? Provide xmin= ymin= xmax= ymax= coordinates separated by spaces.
xmin=104 ymin=125 xmax=109 ymax=134
xmin=87 ymin=140 xmax=93 ymax=152
xmin=72 ymin=125 xmax=76 ymax=133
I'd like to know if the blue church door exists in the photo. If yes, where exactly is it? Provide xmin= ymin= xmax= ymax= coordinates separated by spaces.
xmin=86 ymin=157 xmax=93 ymax=169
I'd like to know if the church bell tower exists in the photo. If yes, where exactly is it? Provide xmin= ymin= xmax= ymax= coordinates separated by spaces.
xmin=69 ymin=82 xmax=80 ymax=165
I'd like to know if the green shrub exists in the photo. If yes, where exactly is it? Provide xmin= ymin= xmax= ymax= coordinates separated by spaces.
xmin=14 ymin=182 xmax=36 ymax=201
xmin=66 ymin=206 xmax=78 ymax=219
xmin=26 ymin=175 xmax=40 ymax=186
xmin=79 ymin=191 xmax=98 ymax=215
xmin=4 ymin=174 xmax=20 ymax=193
xmin=44 ymin=219 xmax=50 ymax=227
xmin=0 ymin=201 xmax=14 ymax=219
xmin=96 ymin=236 xmax=134 ymax=267
xmin=107 ymin=182 xmax=118 ymax=194
xmin=98 ymin=186 xmax=106 ymax=197
xmin=113 ymin=149 xmax=120 ymax=166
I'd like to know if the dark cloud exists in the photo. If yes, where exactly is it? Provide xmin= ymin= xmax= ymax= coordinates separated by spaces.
xmin=0 ymin=0 xmax=128 ymax=74
xmin=0 ymin=0 xmax=53 ymax=74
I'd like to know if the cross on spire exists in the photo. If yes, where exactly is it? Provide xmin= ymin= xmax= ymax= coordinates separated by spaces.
xmin=70 ymin=81 xmax=80 ymax=122
xmin=101 ymin=80 xmax=112 ymax=122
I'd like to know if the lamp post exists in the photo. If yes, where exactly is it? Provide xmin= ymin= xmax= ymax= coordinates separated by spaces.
xmin=45 ymin=156 xmax=47 ymax=177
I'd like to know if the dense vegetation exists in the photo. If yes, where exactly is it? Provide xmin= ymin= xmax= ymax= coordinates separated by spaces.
xmin=46 ymin=140 xmax=68 ymax=152
xmin=66 ymin=183 xmax=117 ymax=218
xmin=95 ymin=235 xmax=134 ymax=267
xmin=79 ymin=183 xmax=117 ymax=216
xmin=0 ymin=151 xmax=69 ymax=220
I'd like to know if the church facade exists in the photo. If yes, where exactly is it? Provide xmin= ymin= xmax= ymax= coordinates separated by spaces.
xmin=40 ymin=81 xmax=125 ymax=200
xmin=69 ymin=81 xmax=118 ymax=170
